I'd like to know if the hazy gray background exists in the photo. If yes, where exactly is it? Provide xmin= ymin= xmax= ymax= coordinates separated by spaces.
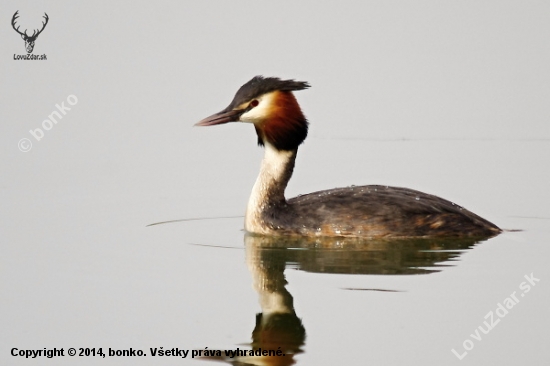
xmin=1 ymin=1 xmax=549 ymax=365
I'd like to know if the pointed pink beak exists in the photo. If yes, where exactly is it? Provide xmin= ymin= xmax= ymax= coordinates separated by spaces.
xmin=195 ymin=109 xmax=244 ymax=126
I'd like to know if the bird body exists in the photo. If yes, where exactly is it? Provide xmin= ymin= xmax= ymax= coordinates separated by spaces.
xmin=196 ymin=76 xmax=501 ymax=238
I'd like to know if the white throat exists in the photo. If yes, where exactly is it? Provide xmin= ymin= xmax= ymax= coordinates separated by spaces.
xmin=245 ymin=142 xmax=297 ymax=234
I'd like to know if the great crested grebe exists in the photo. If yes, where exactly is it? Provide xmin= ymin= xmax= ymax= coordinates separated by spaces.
xmin=195 ymin=76 xmax=501 ymax=238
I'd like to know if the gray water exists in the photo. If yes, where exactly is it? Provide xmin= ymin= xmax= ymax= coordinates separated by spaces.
xmin=2 ymin=1 xmax=549 ymax=365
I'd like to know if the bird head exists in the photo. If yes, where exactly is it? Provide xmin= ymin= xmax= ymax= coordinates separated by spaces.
xmin=196 ymin=76 xmax=310 ymax=151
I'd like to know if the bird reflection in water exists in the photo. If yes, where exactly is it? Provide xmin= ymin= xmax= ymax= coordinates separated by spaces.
xmin=199 ymin=234 xmax=490 ymax=365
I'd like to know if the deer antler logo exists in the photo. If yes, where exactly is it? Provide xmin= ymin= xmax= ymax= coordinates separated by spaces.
xmin=12 ymin=11 xmax=49 ymax=54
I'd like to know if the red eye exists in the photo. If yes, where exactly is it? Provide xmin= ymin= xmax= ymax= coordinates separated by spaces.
xmin=250 ymin=100 xmax=259 ymax=107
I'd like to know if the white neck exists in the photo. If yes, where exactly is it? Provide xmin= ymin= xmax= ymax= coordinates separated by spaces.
xmin=245 ymin=142 xmax=297 ymax=234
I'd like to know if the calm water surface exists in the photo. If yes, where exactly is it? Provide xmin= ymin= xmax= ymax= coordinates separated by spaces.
xmin=3 ymin=2 xmax=549 ymax=364
xmin=3 ymin=139 xmax=549 ymax=365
